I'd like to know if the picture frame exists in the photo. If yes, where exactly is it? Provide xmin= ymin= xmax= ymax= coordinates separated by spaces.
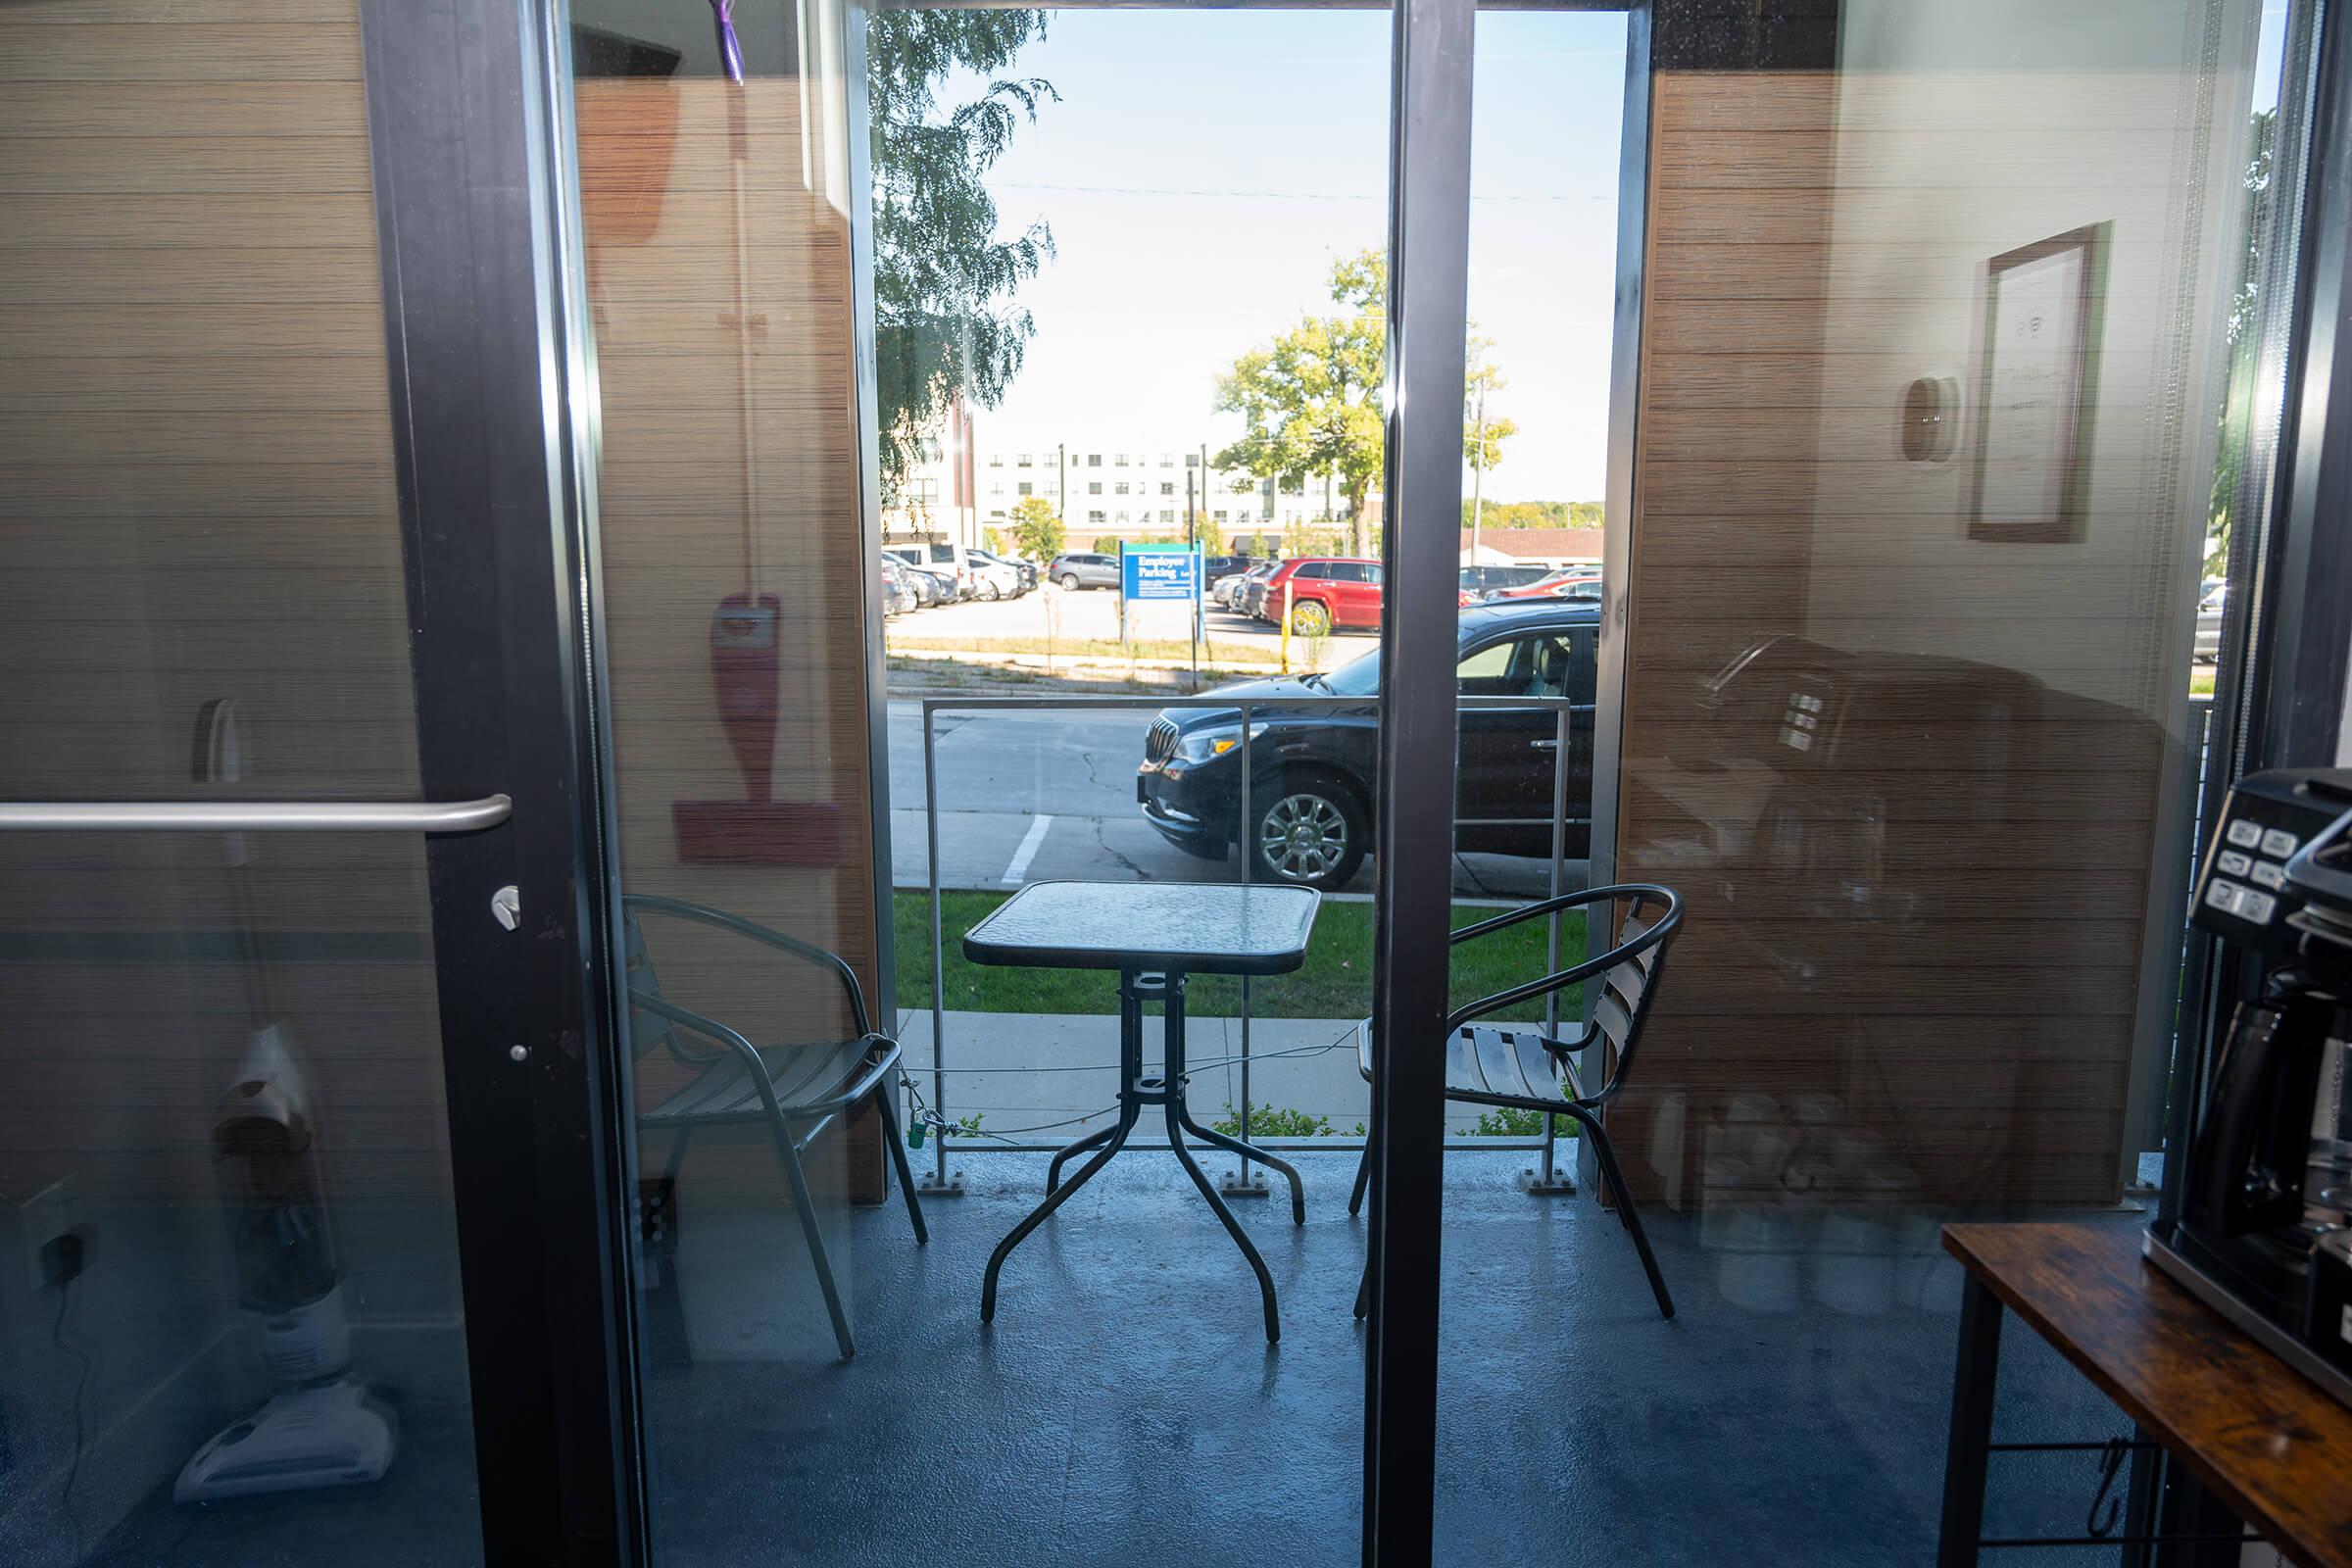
xmin=1967 ymin=222 xmax=2107 ymax=543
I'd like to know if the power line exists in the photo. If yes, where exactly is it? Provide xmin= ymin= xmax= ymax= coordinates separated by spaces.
xmin=991 ymin=180 xmax=1605 ymax=204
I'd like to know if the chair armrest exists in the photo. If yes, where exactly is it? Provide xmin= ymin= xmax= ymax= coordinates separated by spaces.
xmin=794 ymin=1034 xmax=905 ymax=1116
xmin=625 ymin=894 xmax=873 ymax=1038
xmin=626 ymin=988 xmax=782 ymax=1110
xmin=1442 ymin=884 xmax=1683 ymax=1035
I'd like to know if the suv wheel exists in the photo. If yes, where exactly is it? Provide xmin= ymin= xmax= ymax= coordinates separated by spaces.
xmin=983 ymin=581 xmax=1002 ymax=601
xmin=1059 ymin=571 xmax=1081 ymax=591
xmin=1290 ymin=600 xmax=1332 ymax=637
xmin=1249 ymin=770 xmax=1369 ymax=891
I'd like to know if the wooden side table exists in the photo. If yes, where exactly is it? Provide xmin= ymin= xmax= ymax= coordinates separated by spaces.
xmin=1938 ymin=1222 xmax=2352 ymax=1567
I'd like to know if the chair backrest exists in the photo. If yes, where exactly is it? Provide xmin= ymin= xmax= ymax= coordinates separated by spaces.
xmin=619 ymin=905 xmax=676 ymax=1061
xmin=1588 ymin=889 xmax=1678 ymax=1102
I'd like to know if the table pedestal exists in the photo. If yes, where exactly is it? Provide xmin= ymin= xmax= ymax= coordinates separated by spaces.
xmin=978 ymin=968 xmax=1304 ymax=1342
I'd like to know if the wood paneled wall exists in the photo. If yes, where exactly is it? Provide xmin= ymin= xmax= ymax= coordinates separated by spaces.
xmin=577 ymin=75 xmax=883 ymax=1199
xmin=1607 ymin=5 xmax=2250 ymax=1209
xmin=0 ymin=1 xmax=458 ymax=1207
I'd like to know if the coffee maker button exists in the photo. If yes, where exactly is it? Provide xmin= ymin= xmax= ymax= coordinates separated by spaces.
xmin=2239 ymin=889 xmax=2278 ymax=925
xmin=2219 ymin=850 xmax=2253 ymax=876
xmin=2205 ymin=879 xmax=2245 ymax=913
xmin=2251 ymin=859 xmax=2288 ymax=890
xmin=2228 ymin=818 xmax=2265 ymax=848
xmin=2261 ymin=827 xmax=2301 ymax=858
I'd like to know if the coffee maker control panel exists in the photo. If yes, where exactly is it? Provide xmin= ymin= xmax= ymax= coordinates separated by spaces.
xmin=2193 ymin=769 xmax=2352 ymax=958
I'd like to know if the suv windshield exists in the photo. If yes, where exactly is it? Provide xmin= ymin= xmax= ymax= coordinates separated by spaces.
xmin=1318 ymin=646 xmax=1381 ymax=696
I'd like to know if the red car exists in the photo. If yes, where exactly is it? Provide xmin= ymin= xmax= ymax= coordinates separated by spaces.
xmin=1256 ymin=557 xmax=1385 ymax=635
xmin=1488 ymin=567 xmax=1601 ymax=603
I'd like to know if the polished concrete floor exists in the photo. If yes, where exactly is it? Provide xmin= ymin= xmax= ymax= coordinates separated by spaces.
xmin=64 ymin=1148 xmax=2142 ymax=1565
xmin=637 ymin=1150 xmax=2144 ymax=1568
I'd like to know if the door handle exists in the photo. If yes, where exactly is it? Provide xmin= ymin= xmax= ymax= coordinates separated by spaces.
xmin=0 ymin=795 xmax=512 ymax=833
xmin=1529 ymin=739 xmax=1559 ymax=753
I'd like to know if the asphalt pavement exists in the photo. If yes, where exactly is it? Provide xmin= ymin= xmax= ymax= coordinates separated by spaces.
xmin=884 ymin=700 xmax=1576 ymax=898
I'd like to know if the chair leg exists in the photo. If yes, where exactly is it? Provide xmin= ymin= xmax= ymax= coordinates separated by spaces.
xmin=872 ymin=1084 xmax=928 ymax=1246
xmin=1566 ymin=1104 xmax=1674 ymax=1321
xmin=662 ymin=1125 xmax=695 ymax=1185
xmin=770 ymin=1118 xmax=858 ymax=1360
xmin=1352 ymin=1258 xmax=1369 ymax=1320
xmin=1348 ymin=1145 xmax=1371 ymax=1217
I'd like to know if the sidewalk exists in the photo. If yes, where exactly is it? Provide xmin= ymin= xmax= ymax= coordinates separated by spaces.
xmin=895 ymin=1007 xmax=1526 ymax=1140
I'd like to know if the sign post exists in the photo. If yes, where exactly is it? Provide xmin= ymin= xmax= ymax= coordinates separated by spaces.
xmin=1121 ymin=543 xmax=1202 ymax=674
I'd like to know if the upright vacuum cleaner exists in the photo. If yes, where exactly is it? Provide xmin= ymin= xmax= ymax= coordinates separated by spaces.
xmin=175 ymin=700 xmax=397 ymax=1504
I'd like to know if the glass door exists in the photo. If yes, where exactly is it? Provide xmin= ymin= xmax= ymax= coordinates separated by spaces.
xmin=0 ymin=2 xmax=634 ymax=1563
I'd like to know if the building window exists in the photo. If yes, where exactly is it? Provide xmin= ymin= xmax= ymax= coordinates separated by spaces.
xmin=1160 ymin=454 xmax=1175 ymax=466
xmin=1086 ymin=453 xmax=1102 ymax=467
xmin=1116 ymin=511 xmax=1131 ymax=524
xmin=988 ymin=480 xmax=1004 ymax=497
xmin=1016 ymin=453 xmax=1032 ymax=466
xmin=1160 ymin=510 xmax=1176 ymax=525
xmin=1088 ymin=481 xmax=1102 ymax=496
xmin=1114 ymin=453 xmax=1129 ymax=466
xmin=988 ymin=454 xmax=1003 ymax=467
xmin=1115 ymin=482 xmax=1130 ymax=495
xmin=1160 ymin=482 xmax=1175 ymax=497
xmin=1186 ymin=454 xmax=1200 ymax=467
xmin=1088 ymin=510 xmax=1105 ymax=525
xmin=1017 ymin=481 xmax=1033 ymax=497
xmin=1213 ymin=510 xmax=1229 ymax=524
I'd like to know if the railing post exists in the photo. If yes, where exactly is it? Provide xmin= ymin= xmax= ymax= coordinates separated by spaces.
xmin=1224 ymin=699 xmax=1266 ymax=1197
xmin=920 ymin=701 xmax=962 ymax=1196
xmin=1524 ymin=699 xmax=1577 ymax=1196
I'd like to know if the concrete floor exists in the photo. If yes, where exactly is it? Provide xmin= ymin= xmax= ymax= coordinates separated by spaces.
xmin=637 ymin=1151 xmax=2144 ymax=1568
xmin=59 ymin=1152 xmax=2145 ymax=1565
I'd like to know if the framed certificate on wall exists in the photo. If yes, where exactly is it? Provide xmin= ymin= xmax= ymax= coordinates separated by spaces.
xmin=1968 ymin=223 xmax=2106 ymax=543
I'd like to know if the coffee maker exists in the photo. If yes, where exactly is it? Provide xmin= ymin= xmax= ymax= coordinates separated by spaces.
xmin=2147 ymin=765 xmax=2352 ymax=1403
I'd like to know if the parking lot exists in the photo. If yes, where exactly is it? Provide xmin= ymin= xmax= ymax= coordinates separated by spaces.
xmin=887 ymin=577 xmax=1382 ymax=658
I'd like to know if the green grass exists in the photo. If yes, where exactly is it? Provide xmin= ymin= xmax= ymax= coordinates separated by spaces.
xmin=895 ymin=888 xmax=1584 ymax=1022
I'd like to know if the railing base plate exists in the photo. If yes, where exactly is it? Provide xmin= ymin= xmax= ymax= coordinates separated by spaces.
xmin=1219 ymin=1170 xmax=1271 ymax=1199
xmin=1520 ymin=1167 xmax=1579 ymax=1197
xmin=917 ymin=1171 xmax=967 ymax=1198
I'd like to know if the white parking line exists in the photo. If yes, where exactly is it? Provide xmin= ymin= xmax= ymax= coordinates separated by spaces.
xmin=1001 ymin=813 xmax=1054 ymax=884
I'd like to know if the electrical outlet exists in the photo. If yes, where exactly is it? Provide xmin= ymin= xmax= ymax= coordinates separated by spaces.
xmin=18 ymin=1179 xmax=76 ymax=1294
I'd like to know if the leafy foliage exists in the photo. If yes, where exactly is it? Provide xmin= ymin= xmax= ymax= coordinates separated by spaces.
xmin=867 ymin=11 xmax=1055 ymax=502
xmin=1470 ymin=1106 xmax=1580 ymax=1138
xmin=2209 ymin=107 xmax=2278 ymax=576
xmin=1210 ymin=1105 xmax=1362 ymax=1139
xmin=1006 ymin=494 xmax=1065 ymax=561
xmin=1460 ymin=499 xmax=1604 ymax=530
xmin=1214 ymin=248 xmax=1513 ymax=556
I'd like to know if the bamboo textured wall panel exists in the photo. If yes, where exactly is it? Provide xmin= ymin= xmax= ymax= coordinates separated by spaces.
xmin=1607 ymin=8 xmax=2251 ymax=1211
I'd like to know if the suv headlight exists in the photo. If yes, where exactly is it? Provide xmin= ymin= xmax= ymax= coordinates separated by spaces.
xmin=1173 ymin=722 xmax=1265 ymax=766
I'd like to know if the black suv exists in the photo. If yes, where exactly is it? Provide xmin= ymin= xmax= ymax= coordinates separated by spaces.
xmin=1136 ymin=600 xmax=1598 ymax=889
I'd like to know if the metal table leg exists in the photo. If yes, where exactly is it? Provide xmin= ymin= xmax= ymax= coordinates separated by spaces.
xmin=980 ymin=975 xmax=1148 ymax=1323
xmin=1160 ymin=972 xmax=1282 ymax=1341
xmin=1936 ymin=1272 xmax=2003 ymax=1567
xmin=1046 ymin=1122 xmax=1116 ymax=1195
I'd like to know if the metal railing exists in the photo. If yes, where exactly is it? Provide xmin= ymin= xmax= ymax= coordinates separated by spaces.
xmin=912 ymin=689 xmax=1595 ymax=1190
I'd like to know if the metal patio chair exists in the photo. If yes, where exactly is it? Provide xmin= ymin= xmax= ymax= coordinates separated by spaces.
xmin=623 ymin=893 xmax=926 ymax=1361
xmin=1348 ymin=883 xmax=1683 ymax=1320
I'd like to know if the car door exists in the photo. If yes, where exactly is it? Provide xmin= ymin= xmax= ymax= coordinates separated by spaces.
xmin=1453 ymin=624 xmax=1597 ymax=856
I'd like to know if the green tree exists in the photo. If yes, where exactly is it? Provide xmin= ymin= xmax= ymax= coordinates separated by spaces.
xmin=1215 ymin=248 xmax=1513 ymax=557
xmin=867 ymin=12 xmax=1055 ymax=504
xmin=2209 ymin=107 xmax=2278 ymax=577
xmin=1463 ymin=338 xmax=1517 ymax=472
xmin=1005 ymin=494 xmax=1064 ymax=561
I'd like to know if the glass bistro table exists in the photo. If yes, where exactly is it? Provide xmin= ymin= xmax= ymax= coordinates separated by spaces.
xmin=965 ymin=880 xmax=1322 ymax=1342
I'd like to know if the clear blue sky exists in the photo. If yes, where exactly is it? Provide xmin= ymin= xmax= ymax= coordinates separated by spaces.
xmin=963 ymin=9 xmax=1628 ymax=503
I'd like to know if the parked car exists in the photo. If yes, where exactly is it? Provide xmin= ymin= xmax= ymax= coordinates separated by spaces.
xmin=886 ymin=543 xmax=972 ymax=599
xmin=877 ymin=556 xmax=920 ymax=616
xmin=962 ymin=549 xmax=1024 ymax=601
xmin=901 ymin=563 xmax=952 ymax=608
xmin=1254 ymin=557 xmax=1385 ymax=635
xmin=1488 ymin=567 xmax=1602 ymax=603
xmin=1204 ymin=553 xmax=1254 ymax=586
xmin=1138 ymin=600 xmax=1598 ymax=889
xmin=1049 ymin=551 xmax=1122 ymax=591
xmin=981 ymin=549 xmax=1039 ymax=593
xmin=1459 ymin=564 xmax=1553 ymax=596
xmin=2195 ymin=583 xmax=2226 ymax=662
xmin=1225 ymin=563 xmax=1277 ymax=615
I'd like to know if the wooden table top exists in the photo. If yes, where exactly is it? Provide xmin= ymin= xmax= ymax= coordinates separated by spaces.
xmin=1943 ymin=1222 xmax=2352 ymax=1568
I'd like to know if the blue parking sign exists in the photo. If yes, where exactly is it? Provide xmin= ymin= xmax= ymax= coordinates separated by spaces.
xmin=1121 ymin=547 xmax=1200 ymax=601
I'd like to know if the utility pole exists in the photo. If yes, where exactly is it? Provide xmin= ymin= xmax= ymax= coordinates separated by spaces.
xmin=1057 ymin=441 xmax=1066 ymax=528
xmin=1469 ymin=376 xmax=1489 ymax=564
